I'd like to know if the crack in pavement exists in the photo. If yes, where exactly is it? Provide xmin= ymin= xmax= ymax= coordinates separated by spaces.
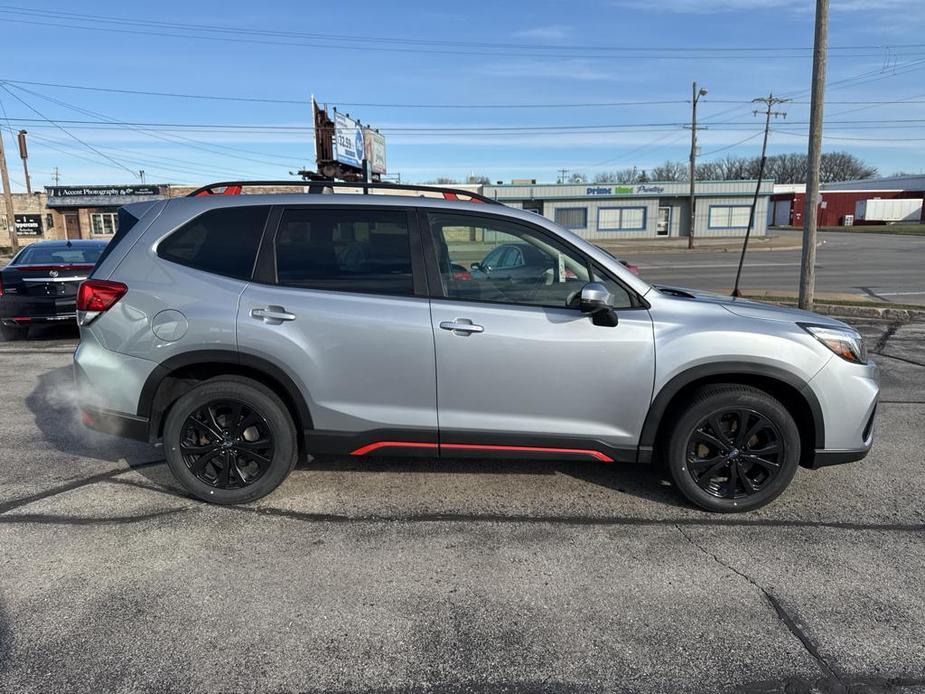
xmin=674 ymin=523 xmax=844 ymax=688
xmin=47 ymin=477 xmax=925 ymax=533
xmin=0 ymin=509 xmax=187 ymax=526
xmin=0 ymin=459 xmax=166 ymax=515
xmin=873 ymin=321 xmax=903 ymax=354
xmin=871 ymin=350 xmax=925 ymax=368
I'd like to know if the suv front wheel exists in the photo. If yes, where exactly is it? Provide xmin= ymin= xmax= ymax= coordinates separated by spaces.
xmin=163 ymin=378 xmax=298 ymax=504
xmin=667 ymin=384 xmax=801 ymax=512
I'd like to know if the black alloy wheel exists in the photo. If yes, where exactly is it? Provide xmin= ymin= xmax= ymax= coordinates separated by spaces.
xmin=179 ymin=400 xmax=275 ymax=490
xmin=685 ymin=408 xmax=784 ymax=500
xmin=666 ymin=384 xmax=801 ymax=513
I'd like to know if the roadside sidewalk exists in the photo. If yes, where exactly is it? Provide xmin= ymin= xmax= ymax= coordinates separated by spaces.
xmin=595 ymin=233 xmax=803 ymax=255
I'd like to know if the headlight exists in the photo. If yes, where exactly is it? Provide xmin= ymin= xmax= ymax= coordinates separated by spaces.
xmin=799 ymin=323 xmax=868 ymax=364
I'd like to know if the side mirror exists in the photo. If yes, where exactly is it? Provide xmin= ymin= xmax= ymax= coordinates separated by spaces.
xmin=579 ymin=282 xmax=613 ymax=313
xmin=579 ymin=282 xmax=619 ymax=327
xmin=470 ymin=262 xmax=482 ymax=272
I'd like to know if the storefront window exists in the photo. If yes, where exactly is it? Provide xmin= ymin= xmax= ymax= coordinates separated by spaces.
xmin=90 ymin=212 xmax=119 ymax=235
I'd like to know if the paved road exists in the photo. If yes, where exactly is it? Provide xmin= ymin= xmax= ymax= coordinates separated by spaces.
xmin=1 ymin=318 xmax=924 ymax=693
xmin=623 ymin=230 xmax=925 ymax=305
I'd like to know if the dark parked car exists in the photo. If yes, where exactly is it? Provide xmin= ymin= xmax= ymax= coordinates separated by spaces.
xmin=0 ymin=239 xmax=108 ymax=339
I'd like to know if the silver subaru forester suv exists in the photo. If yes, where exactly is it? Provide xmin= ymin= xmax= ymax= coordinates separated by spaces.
xmin=74 ymin=182 xmax=878 ymax=512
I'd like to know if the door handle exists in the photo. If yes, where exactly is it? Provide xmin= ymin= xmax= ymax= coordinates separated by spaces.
xmin=439 ymin=319 xmax=484 ymax=334
xmin=250 ymin=305 xmax=296 ymax=324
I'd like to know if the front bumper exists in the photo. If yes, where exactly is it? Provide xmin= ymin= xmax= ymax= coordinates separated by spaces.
xmin=806 ymin=356 xmax=878 ymax=468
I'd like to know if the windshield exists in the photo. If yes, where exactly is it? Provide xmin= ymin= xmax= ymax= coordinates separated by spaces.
xmin=13 ymin=244 xmax=106 ymax=266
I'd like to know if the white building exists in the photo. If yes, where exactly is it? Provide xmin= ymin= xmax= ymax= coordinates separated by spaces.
xmin=481 ymin=180 xmax=773 ymax=241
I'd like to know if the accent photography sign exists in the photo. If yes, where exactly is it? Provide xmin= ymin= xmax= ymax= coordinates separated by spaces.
xmin=48 ymin=185 xmax=162 ymax=198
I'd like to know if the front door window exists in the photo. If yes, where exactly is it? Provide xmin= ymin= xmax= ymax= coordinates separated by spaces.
xmin=657 ymin=207 xmax=671 ymax=236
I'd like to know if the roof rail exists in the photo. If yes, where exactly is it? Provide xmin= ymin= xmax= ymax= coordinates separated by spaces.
xmin=186 ymin=180 xmax=501 ymax=205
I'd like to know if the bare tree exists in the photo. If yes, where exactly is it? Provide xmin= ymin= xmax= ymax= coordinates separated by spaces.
xmin=650 ymin=160 xmax=688 ymax=181
xmin=593 ymin=168 xmax=638 ymax=183
xmin=819 ymin=152 xmax=877 ymax=182
xmin=466 ymin=175 xmax=491 ymax=184
xmin=642 ymin=151 xmax=876 ymax=185
xmin=567 ymin=172 xmax=588 ymax=184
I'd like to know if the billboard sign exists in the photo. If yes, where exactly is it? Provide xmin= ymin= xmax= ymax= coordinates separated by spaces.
xmin=363 ymin=129 xmax=387 ymax=174
xmin=14 ymin=214 xmax=43 ymax=236
xmin=332 ymin=111 xmax=365 ymax=169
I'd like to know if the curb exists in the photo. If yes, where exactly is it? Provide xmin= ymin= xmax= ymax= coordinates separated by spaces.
xmin=767 ymin=301 xmax=925 ymax=321
xmin=595 ymin=241 xmax=809 ymax=256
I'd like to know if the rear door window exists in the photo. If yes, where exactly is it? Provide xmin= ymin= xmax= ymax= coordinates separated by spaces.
xmin=158 ymin=205 xmax=270 ymax=280
xmin=273 ymin=208 xmax=415 ymax=296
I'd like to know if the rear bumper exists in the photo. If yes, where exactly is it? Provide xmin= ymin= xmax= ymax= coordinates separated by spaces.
xmin=80 ymin=405 xmax=149 ymax=442
xmin=0 ymin=294 xmax=77 ymax=324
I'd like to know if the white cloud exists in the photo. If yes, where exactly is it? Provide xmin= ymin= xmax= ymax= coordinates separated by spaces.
xmin=513 ymin=25 xmax=573 ymax=42
xmin=479 ymin=58 xmax=644 ymax=82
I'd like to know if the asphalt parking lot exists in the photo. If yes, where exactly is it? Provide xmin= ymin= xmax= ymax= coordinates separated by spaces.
xmin=1 ymin=317 xmax=924 ymax=694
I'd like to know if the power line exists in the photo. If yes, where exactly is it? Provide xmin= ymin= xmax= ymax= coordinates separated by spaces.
xmin=1 ymin=6 xmax=923 ymax=56
xmin=2 ymin=116 xmax=923 ymax=132
xmin=2 ymin=82 xmax=304 ymax=169
xmin=0 ymin=84 xmax=137 ymax=177
xmin=0 ymin=80 xmax=692 ymax=109
xmin=7 ymin=79 xmax=925 ymax=111
xmin=698 ymin=131 xmax=765 ymax=158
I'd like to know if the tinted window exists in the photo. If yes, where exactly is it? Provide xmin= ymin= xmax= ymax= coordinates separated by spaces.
xmin=274 ymin=208 xmax=413 ymax=295
xmin=159 ymin=206 xmax=269 ymax=280
xmin=431 ymin=212 xmax=602 ymax=308
xmin=93 ymin=206 xmax=148 ymax=270
xmin=15 ymin=244 xmax=105 ymax=265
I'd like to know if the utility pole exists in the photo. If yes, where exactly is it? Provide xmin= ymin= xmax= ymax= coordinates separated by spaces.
xmin=139 ymin=169 xmax=146 ymax=184
xmin=17 ymin=130 xmax=31 ymax=195
xmin=687 ymin=82 xmax=708 ymax=249
xmin=799 ymin=0 xmax=829 ymax=310
xmin=732 ymin=93 xmax=790 ymax=297
xmin=557 ymin=168 xmax=570 ymax=184
xmin=0 ymin=125 xmax=19 ymax=253
xmin=53 ymin=167 xmax=60 ymax=186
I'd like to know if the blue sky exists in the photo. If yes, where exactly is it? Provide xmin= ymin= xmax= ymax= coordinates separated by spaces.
xmin=1 ymin=0 xmax=924 ymax=189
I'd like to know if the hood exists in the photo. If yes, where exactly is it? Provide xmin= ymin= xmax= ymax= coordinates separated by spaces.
xmin=652 ymin=285 xmax=850 ymax=327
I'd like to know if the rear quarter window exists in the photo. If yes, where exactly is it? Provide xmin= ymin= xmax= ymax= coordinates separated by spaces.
xmin=158 ymin=206 xmax=270 ymax=280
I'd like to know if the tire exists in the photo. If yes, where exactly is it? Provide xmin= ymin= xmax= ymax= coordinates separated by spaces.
xmin=0 ymin=323 xmax=28 ymax=341
xmin=163 ymin=378 xmax=297 ymax=504
xmin=666 ymin=384 xmax=801 ymax=513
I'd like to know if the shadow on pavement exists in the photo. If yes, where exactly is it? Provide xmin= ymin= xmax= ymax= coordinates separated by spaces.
xmin=299 ymin=454 xmax=686 ymax=510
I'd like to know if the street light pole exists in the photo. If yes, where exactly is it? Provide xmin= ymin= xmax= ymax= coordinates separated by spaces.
xmin=688 ymin=82 xmax=707 ymax=250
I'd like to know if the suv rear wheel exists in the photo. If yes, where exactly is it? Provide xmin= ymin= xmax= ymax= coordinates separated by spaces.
xmin=666 ymin=384 xmax=801 ymax=512
xmin=163 ymin=378 xmax=297 ymax=504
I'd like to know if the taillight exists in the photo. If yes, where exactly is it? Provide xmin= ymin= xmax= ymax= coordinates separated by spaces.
xmin=0 ymin=274 xmax=4 ymax=296
xmin=76 ymin=279 xmax=127 ymax=312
